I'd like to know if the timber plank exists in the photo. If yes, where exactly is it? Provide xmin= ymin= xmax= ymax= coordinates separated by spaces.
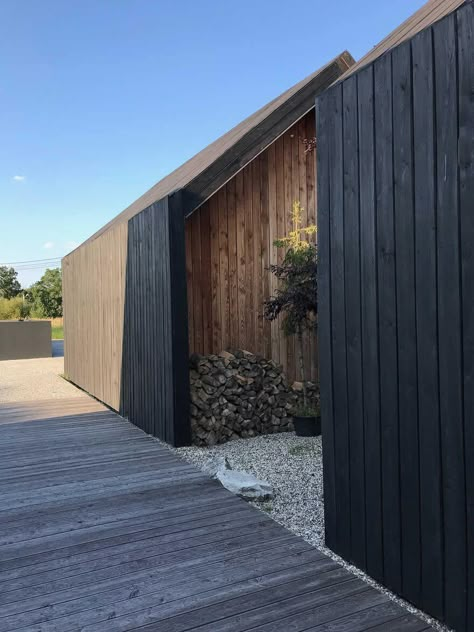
xmin=412 ymin=25 xmax=443 ymax=620
xmin=260 ymin=151 xmax=271 ymax=359
xmin=35 ymin=557 xmax=339 ymax=632
xmin=434 ymin=13 xmax=466 ymax=630
xmin=235 ymin=169 xmax=246 ymax=349
xmin=244 ymin=162 xmax=255 ymax=351
xmin=374 ymin=51 xmax=401 ymax=594
xmin=252 ymin=156 xmax=262 ymax=354
xmin=231 ymin=588 xmax=386 ymax=632
xmin=458 ymin=5 xmax=474 ymax=631
xmin=209 ymin=195 xmax=221 ymax=352
xmin=275 ymin=134 xmax=287 ymax=369
xmin=199 ymin=202 xmax=213 ymax=354
xmin=136 ymin=577 xmax=365 ymax=632
xmin=191 ymin=208 xmax=203 ymax=352
xmin=0 ymin=540 xmax=309 ymax=631
xmin=227 ymin=177 xmax=239 ymax=348
xmin=328 ymin=83 xmax=351 ymax=560
xmin=267 ymin=141 xmax=279 ymax=365
xmin=341 ymin=73 xmax=366 ymax=570
xmin=185 ymin=210 xmax=194 ymax=352
xmin=0 ymin=399 xmax=428 ymax=631
xmin=218 ymin=186 xmax=230 ymax=351
xmin=0 ymin=497 xmax=239 ymax=549
xmin=358 ymin=64 xmax=383 ymax=582
xmin=316 ymin=89 xmax=336 ymax=551
xmin=393 ymin=40 xmax=421 ymax=605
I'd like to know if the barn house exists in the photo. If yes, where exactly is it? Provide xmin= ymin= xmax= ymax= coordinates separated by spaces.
xmin=63 ymin=51 xmax=354 ymax=446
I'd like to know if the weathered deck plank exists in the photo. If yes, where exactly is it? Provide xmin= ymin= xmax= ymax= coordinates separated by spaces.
xmin=0 ymin=399 xmax=432 ymax=631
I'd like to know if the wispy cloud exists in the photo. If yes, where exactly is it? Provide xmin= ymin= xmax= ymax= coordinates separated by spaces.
xmin=13 ymin=175 xmax=25 ymax=182
xmin=43 ymin=241 xmax=54 ymax=249
xmin=64 ymin=240 xmax=79 ymax=251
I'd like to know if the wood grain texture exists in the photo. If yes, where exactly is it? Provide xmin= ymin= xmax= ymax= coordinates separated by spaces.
xmin=457 ymin=5 xmax=474 ymax=631
xmin=0 ymin=398 xmax=430 ymax=632
xmin=434 ymin=12 xmax=466 ymax=630
xmin=62 ymin=55 xmax=352 ymax=425
xmin=317 ymin=4 xmax=473 ymax=630
xmin=121 ymin=195 xmax=191 ymax=447
xmin=341 ymin=73 xmax=366 ymax=572
xmin=185 ymin=111 xmax=317 ymax=382
xmin=63 ymin=222 xmax=128 ymax=411
xmin=358 ymin=63 xmax=383 ymax=584
xmin=392 ymin=39 xmax=421 ymax=605
xmin=335 ymin=0 xmax=465 ymax=83
xmin=412 ymin=24 xmax=443 ymax=619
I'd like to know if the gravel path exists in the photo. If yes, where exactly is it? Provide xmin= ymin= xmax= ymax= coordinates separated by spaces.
xmin=0 ymin=356 xmax=87 ymax=403
xmin=176 ymin=432 xmax=451 ymax=632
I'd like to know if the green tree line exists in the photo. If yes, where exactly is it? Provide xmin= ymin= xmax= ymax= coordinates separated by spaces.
xmin=0 ymin=266 xmax=62 ymax=320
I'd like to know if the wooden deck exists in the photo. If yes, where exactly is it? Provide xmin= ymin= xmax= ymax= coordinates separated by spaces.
xmin=0 ymin=398 xmax=433 ymax=631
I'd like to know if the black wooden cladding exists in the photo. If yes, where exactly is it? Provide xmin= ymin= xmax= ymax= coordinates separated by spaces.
xmin=316 ymin=4 xmax=473 ymax=631
xmin=121 ymin=193 xmax=191 ymax=447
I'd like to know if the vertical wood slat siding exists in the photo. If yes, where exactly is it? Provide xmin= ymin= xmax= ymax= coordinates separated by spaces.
xmin=328 ymin=84 xmax=351 ymax=561
xmin=62 ymin=222 xmax=128 ymax=411
xmin=458 ymin=5 xmax=474 ymax=631
xmin=121 ymin=195 xmax=191 ymax=447
xmin=185 ymin=111 xmax=318 ymax=382
xmin=434 ymin=13 xmax=466 ymax=631
xmin=374 ymin=51 xmax=402 ymax=595
xmin=342 ymin=74 xmax=366 ymax=571
xmin=358 ymin=63 xmax=384 ymax=583
xmin=316 ymin=5 xmax=473 ymax=631
xmin=412 ymin=24 xmax=444 ymax=620
xmin=392 ymin=39 xmax=421 ymax=606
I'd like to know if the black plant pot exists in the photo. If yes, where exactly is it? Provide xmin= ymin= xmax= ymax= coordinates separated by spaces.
xmin=293 ymin=415 xmax=321 ymax=437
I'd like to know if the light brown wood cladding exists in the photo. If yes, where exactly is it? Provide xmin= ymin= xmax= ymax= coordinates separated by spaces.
xmin=185 ymin=110 xmax=318 ymax=382
xmin=62 ymin=222 xmax=128 ymax=411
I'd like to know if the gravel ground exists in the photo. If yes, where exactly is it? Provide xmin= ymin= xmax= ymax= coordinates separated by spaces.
xmin=176 ymin=432 xmax=451 ymax=632
xmin=0 ymin=356 xmax=87 ymax=403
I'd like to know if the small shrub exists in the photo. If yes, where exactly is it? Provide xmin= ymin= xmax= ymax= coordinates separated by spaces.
xmin=290 ymin=403 xmax=320 ymax=418
xmin=0 ymin=296 xmax=32 ymax=320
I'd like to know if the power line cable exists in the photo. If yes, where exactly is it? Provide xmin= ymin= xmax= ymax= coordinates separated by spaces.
xmin=0 ymin=257 xmax=62 ymax=266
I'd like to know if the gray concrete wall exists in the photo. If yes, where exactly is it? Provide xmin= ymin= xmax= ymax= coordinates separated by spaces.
xmin=0 ymin=321 xmax=51 ymax=361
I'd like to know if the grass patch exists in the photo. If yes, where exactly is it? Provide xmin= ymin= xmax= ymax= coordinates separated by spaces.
xmin=52 ymin=325 xmax=63 ymax=339
xmin=288 ymin=444 xmax=317 ymax=457
xmin=260 ymin=501 xmax=273 ymax=513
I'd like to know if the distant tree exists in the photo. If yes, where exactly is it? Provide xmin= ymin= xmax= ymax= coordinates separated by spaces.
xmin=31 ymin=268 xmax=62 ymax=318
xmin=0 ymin=266 xmax=21 ymax=299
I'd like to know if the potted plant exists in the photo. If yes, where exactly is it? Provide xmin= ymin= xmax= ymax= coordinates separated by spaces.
xmin=263 ymin=200 xmax=320 ymax=437
xmin=291 ymin=402 xmax=321 ymax=437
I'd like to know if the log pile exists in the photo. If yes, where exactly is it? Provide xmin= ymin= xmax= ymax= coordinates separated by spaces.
xmin=189 ymin=350 xmax=318 ymax=446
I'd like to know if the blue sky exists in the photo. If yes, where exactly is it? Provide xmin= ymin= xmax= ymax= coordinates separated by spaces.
xmin=0 ymin=0 xmax=424 ymax=287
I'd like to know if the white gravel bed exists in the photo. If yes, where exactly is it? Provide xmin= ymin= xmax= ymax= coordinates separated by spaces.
xmin=175 ymin=432 xmax=451 ymax=632
xmin=0 ymin=357 xmax=88 ymax=403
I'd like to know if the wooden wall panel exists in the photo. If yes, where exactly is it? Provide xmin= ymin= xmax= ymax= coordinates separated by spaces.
xmin=316 ymin=5 xmax=473 ymax=630
xmin=185 ymin=110 xmax=318 ymax=383
xmin=63 ymin=222 xmax=128 ymax=411
xmin=121 ymin=194 xmax=191 ymax=446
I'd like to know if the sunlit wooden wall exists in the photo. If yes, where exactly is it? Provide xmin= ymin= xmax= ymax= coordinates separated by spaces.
xmin=185 ymin=111 xmax=318 ymax=382
xmin=63 ymin=222 xmax=128 ymax=410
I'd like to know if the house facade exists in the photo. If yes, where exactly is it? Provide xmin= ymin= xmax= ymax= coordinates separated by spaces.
xmin=63 ymin=51 xmax=353 ymax=445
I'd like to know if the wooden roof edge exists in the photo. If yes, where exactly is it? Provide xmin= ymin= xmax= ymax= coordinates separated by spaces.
xmin=180 ymin=51 xmax=355 ymax=217
xmin=63 ymin=50 xmax=354 ymax=260
xmin=329 ymin=0 xmax=466 ymax=86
